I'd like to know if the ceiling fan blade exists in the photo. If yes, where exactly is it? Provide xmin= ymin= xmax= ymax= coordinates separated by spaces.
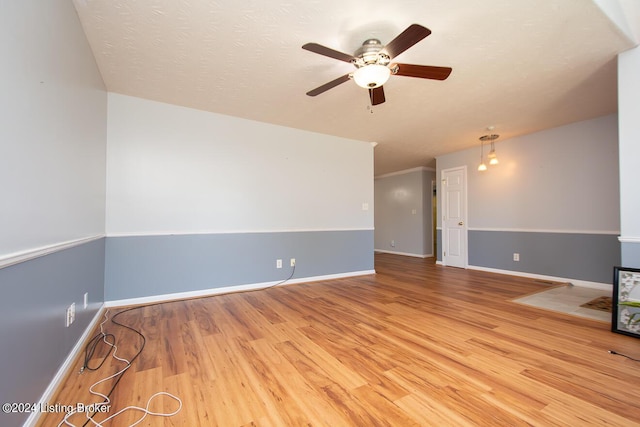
xmin=306 ymin=73 xmax=351 ymax=96
xmin=382 ymin=24 xmax=432 ymax=59
xmin=369 ymin=86 xmax=386 ymax=105
xmin=302 ymin=43 xmax=356 ymax=63
xmin=392 ymin=63 xmax=452 ymax=80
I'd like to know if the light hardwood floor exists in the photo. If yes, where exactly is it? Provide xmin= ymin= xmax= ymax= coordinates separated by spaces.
xmin=40 ymin=254 xmax=640 ymax=426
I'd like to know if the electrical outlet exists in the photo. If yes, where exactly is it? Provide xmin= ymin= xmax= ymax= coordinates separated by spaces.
xmin=66 ymin=303 xmax=76 ymax=327
xmin=83 ymin=292 xmax=88 ymax=309
xmin=391 ymin=240 xmax=395 ymax=248
xmin=276 ymin=259 xmax=282 ymax=269
xmin=513 ymin=253 xmax=520 ymax=262
xmin=290 ymin=258 xmax=296 ymax=267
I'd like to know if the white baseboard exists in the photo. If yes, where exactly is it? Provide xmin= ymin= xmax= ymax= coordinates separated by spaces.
xmin=375 ymin=249 xmax=433 ymax=258
xmin=105 ymin=270 xmax=376 ymax=308
xmin=23 ymin=305 xmax=106 ymax=427
xmin=466 ymin=265 xmax=612 ymax=291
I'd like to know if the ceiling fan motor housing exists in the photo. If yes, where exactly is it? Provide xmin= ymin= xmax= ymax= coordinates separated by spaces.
xmin=352 ymin=39 xmax=390 ymax=68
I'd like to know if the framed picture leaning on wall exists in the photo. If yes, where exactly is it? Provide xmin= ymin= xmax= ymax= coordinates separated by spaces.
xmin=612 ymin=266 xmax=640 ymax=338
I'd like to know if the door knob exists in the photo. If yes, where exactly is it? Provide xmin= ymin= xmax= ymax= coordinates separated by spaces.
xmin=458 ymin=221 xmax=464 ymax=226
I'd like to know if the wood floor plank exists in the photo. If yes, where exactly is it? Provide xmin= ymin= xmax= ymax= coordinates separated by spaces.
xmin=164 ymin=372 xmax=213 ymax=426
xmin=394 ymin=392 xmax=475 ymax=427
xmin=37 ymin=254 xmax=640 ymax=426
xmin=541 ymin=397 xmax=639 ymax=426
xmin=248 ymin=337 xmax=352 ymax=426
xmin=350 ymin=384 xmax=419 ymax=427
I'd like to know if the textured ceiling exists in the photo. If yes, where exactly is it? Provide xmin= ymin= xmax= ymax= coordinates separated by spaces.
xmin=72 ymin=0 xmax=636 ymax=175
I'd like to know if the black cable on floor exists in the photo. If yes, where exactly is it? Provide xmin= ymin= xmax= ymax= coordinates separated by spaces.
xmin=609 ymin=350 xmax=640 ymax=362
xmin=79 ymin=307 xmax=146 ymax=427
xmin=82 ymin=332 xmax=115 ymax=372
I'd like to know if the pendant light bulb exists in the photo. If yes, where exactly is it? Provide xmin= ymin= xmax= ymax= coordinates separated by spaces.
xmin=478 ymin=138 xmax=486 ymax=172
xmin=488 ymin=139 xmax=498 ymax=165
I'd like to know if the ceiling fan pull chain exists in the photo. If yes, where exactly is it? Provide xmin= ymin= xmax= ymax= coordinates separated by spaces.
xmin=368 ymin=89 xmax=374 ymax=112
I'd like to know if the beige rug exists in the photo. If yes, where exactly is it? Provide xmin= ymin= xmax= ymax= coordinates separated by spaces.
xmin=513 ymin=285 xmax=612 ymax=322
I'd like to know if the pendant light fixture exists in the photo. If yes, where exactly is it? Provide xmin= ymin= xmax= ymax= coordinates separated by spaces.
xmin=481 ymin=134 xmax=499 ymax=165
xmin=478 ymin=127 xmax=499 ymax=171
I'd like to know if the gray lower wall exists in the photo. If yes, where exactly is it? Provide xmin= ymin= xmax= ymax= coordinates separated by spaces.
xmin=621 ymin=241 xmax=640 ymax=269
xmin=0 ymin=239 xmax=105 ymax=427
xmin=468 ymin=230 xmax=620 ymax=284
xmin=105 ymin=230 xmax=374 ymax=301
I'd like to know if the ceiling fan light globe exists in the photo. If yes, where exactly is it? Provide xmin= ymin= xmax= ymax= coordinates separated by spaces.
xmin=353 ymin=64 xmax=391 ymax=89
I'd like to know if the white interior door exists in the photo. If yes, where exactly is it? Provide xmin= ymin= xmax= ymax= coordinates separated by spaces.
xmin=442 ymin=166 xmax=467 ymax=268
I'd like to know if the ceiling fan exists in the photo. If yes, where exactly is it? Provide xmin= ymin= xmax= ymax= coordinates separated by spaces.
xmin=302 ymin=24 xmax=452 ymax=106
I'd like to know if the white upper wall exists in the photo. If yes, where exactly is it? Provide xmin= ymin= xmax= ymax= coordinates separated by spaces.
xmin=106 ymin=93 xmax=374 ymax=235
xmin=437 ymin=114 xmax=620 ymax=233
xmin=0 ymin=0 xmax=107 ymax=258
xmin=618 ymin=46 xmax=640 ymax=239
